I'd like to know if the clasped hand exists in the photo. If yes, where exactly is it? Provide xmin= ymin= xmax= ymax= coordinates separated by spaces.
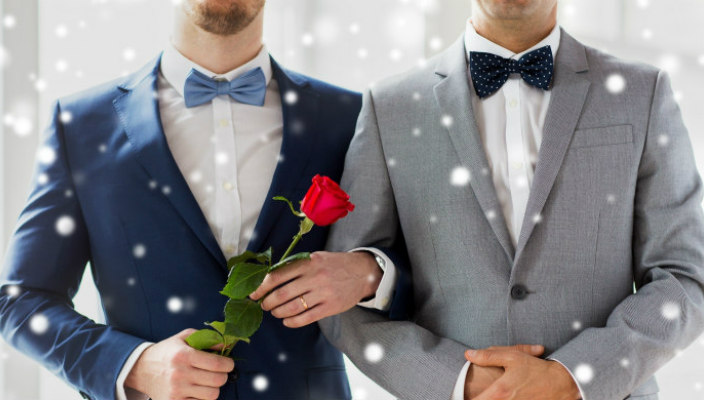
xmin=464 ymin=345 xmax=581 ymax=400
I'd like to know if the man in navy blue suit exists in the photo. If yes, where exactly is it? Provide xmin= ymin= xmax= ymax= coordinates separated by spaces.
xmin=0 ymin=1 xmax=406 ymax=399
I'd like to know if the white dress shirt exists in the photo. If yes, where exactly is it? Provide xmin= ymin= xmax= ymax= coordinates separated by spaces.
xmin=451 ymin=21 xmax=583 ymax=400
xmin=116 ymin=42 xmax=396 ymax=400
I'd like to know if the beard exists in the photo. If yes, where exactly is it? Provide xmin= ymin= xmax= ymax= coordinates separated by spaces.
xmin=183 ymin=0 xmax=265 ymax=36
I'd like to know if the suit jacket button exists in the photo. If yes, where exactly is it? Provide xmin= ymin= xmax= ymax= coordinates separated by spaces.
xmin=228 ymin=366 xmax=239 ymax=382
xmin=510 ymin=284 xmax=528 ymax=300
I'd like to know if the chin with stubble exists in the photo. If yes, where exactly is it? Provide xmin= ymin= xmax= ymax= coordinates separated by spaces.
xmin=182 ymin=0 xmax=266 ymax=36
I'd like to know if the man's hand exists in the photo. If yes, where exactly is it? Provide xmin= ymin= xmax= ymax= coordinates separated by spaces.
xmin=249 ymin=251 xmax=382 ymax=328
xmin=465 ymin=346 xmax=581 ymax=400
xmin=125 ymin=329 xmax=235 ymax=400
xmin=464 ymin=344 xmax=544 ymax=400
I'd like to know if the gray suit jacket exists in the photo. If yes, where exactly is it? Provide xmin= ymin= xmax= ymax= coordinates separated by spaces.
xmin=320 ymin=30 xmax=704 ymax=400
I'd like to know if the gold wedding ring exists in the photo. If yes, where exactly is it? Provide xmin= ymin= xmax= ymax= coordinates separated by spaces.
xmin=299 ymin=295 xmax=309 ymax=311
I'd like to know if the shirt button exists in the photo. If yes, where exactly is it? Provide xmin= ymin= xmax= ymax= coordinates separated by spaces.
xmin=219 ymin=119 xmax=229 ymax=127
xmin=510 ymin=284 xmax=529 ymax=300
xmin=224 ymin=244 xmax=236 ymax=254
xmin=509 ymin=98 xmax=518 ymax=108
xmin=511 ymin=161 xmax=524 ymax=170
xmin=223 ymin=181 xmax=234 ymax=191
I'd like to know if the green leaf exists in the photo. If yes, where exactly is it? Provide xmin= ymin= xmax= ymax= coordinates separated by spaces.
xmin=273 ymin=196 xmax=306 ymax=218
xmin=220 ymin=262 xmax=269 ymax=299
xmin=223 ymin=334 xmax=250 ymax=347
xmin=227 ymin=249 xmax=271 ymax=270
xmin=270 ymin=252 xmax=311 ymax=272
xmin=224 ymin=298 xmax=264 ymax=338
xmin=205 ymin=321 xmax=226 ymax=335
xmin=186 ymin=328 xmax=224 ymax=350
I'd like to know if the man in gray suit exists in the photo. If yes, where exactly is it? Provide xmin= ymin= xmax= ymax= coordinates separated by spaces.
xmin=318 ymin=0 xmax=704 ymax=399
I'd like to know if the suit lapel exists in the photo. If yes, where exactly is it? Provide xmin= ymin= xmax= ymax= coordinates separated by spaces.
xmin=433 ymin=36 xmax=515 ymax=263
xmin=112 ymin=55 xmax=227 ymax=267
xmin=246 ymin=58 xmax=319 ymax=253
xmin=514 ymin=30 xmax=591 ymax=261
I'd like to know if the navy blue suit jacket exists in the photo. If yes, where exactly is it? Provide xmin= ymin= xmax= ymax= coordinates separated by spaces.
xmin=0 ymin=55 xmax=405 ymax=400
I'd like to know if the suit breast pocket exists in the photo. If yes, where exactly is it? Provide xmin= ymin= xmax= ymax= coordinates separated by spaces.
xmin=570 ymin=124 xmax=633 ymax=149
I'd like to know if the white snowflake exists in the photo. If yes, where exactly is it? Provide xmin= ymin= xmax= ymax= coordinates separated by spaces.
xmin=412 ymin=92 xmax=421 ymax=101
xmin=352 ymin=387 xmax=369 ymax=400
xmin=698 ymin=55 xmax=704 ymax=66
xmin=37 ymin=146 xmax=57 ymax=165
xmin=55 ymin=215 xmax=76 ymax=236
xmin=252 ymin=374 xmax=269 ymax=392
xmin=620 ymin=358 xmax=630 ymax=368
xmin=162 ymin=185 xmax=172 ymax=195
xmin=532 ymin=213 xmax=543 ymax=224
xmin=429 ymin=215 xmax=438 ymax=224
xmin=126 ymin=277 xmax=137 ymax=286
xmin=389 ymin=49 xmax=403 ymax=62
xmin=64 ymin=189 xmax=73 ymax=198
xmin=166 ymin=296 xmax=183 ymax=313
xmin=6 ymin=285 xmax=21 ymax=298
xmin=189 ymin=170 xmax=203 ymax=184
xmin=574 ymin=364 xmax=594 ymax=384
xmin=412 ymin=127 xmax=421 ymax=137
xmin=387 ymin=158 xmax=397 ymax=168
xmin=606 ymin=194 xmax=617 ymax=204
xmin=60 ymin=111 xmax=73 ymax=124
xmin=37 ymin=173 xmax=49 ymax=185
xmin=661 ymin=301 xmax=681 ymax=320
xmin=348 ymin=23 xmax=360 ymax=34
xmin=301 ymin=33 xmax=314 ymax=47
xmin=486 ymin=209 xmax=496 ymax=220
xmin=215 ymin=152 xmax=228 ymax=165
xmin=694 ymin=382 xmax=703 ymax=391
xmin=441 ymin=114 xmax=453 ymax=127
xmin=55 ymin=24 xmax=68 ymax=38
xmin=55 ymin=59 xmax=69 ymax=72
xmin=429 ymin=36 xmax=443 ymax=51
xmin=641 ymin=29 xmax=653 ymax=40
xmin=122 ymin=47 xmax=136 ymax=62
xmin=356 ymin=48 xmax=368 ymax=59
xmin=658 ymin=54 xmax=680 ymax=75
xmin=98 ymin=144 xmax=107 ymax=153
xmin=12 ymin=116 xmax=33 ymax=137
xmin=30 ymin=313 xmax=49 ymax=334
xmin=364 ymin=342 xmax=384 ymax=363
xmin=605 ymin=74 xmax=626 ymax=94
xmin=148 ymin=180 xmax=158 ymax=190
xmin=34 ymin=79 xmax=47 ymax=92
xmin=3 ymin=15 xmax=16 ymax=29
xmin=284 ymin=90 xmax=298 ymax=105
xmin=133 ymin=244 xmax=147 ymax=259
xmin=636 ymin=0 xmax=649 ymax=8
xmin=571 ymin=320 xmax=582 ymax=331
xmin=278 ymin=352 xmax=287 ymax=362
xmin=450 ymin=166 xmax=471 ymax=187
xmin=657 ymin=134 xmax=669 ymax=147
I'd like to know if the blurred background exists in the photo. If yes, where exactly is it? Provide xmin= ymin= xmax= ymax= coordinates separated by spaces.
xmin=0 ymin=0 xmax=703 ymax=399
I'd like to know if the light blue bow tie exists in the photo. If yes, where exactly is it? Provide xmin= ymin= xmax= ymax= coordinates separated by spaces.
xmin=183 ymin=67 xmax=267 ymax=108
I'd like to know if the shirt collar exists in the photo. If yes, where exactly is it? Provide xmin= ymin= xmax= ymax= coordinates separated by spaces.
xmin=464 ymin=19 xmax=561 ymax=61
xmin=160 ymin=41 xmax=273 ymax=97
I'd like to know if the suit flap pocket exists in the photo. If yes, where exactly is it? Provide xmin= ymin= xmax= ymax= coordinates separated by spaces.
xmin=571 ymin=124 xmax=633 ymax=149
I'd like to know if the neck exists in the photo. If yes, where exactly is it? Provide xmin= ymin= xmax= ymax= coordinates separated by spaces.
xmin=471 ymin=6 xmax=557 ymax=53
xmin=172 ymin=8 xmax=264 ymax=74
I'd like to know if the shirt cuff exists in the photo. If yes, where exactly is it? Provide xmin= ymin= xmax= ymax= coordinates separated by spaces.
xmin=349 ymin=247 xmax=397 ymax=311
xmin=452 ymin=361 xmax=471 ymax=400
xmin=547 ymin=357 xmax=585 ymax=400
xmin=116 ymin=342 xmax=154 ymax=400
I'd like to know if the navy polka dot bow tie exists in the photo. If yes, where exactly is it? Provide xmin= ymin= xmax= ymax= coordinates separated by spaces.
xmin=469 ymin=45 xmax=554 ymax=99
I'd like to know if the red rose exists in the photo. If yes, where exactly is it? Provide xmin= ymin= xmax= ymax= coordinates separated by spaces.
xmin=300 ymin=175 xmax=355 ymax=226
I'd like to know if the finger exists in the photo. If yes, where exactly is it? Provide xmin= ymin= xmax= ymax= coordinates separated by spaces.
xmin=472 ymin=377 xmax=513 ymax=400
xmin=260 ymin=279 xmax=310 ymax=311
xmin=186 ymin=367 xmax=229 ymax=388
xmin=185 ymin=384 xmax=220 ymax=400
xmin=250 ymin=261 xmax=307 ymax=301
xmin=283 ymin=304 xmax=328 ymax=328
xmin=510 ymin=344 xmax=544 ymax=356
xmin=176 ymin=328 xmax=198 ymax=340
xmin=465 ymin=348 xmax=519 ymax=368
xmin=270 ymin=290 xmax=321 ymax=319
xmin=189 ymin=351 xmax=235 ymax=373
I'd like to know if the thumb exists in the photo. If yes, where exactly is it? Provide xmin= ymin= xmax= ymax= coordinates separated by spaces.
xmin=175 ymin=328 xmax=198 ymax=340
xmin=508 ymin=344 xmax=544 ymax=356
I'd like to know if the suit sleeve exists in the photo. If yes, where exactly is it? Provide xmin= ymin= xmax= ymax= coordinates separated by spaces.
xmin=0 ymin=101 xmax=147 ymax=400
xmin=549 ymin=71 xmax=704 ymax=399
xmin=319 ymin=90 xmax=467 ymax=400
